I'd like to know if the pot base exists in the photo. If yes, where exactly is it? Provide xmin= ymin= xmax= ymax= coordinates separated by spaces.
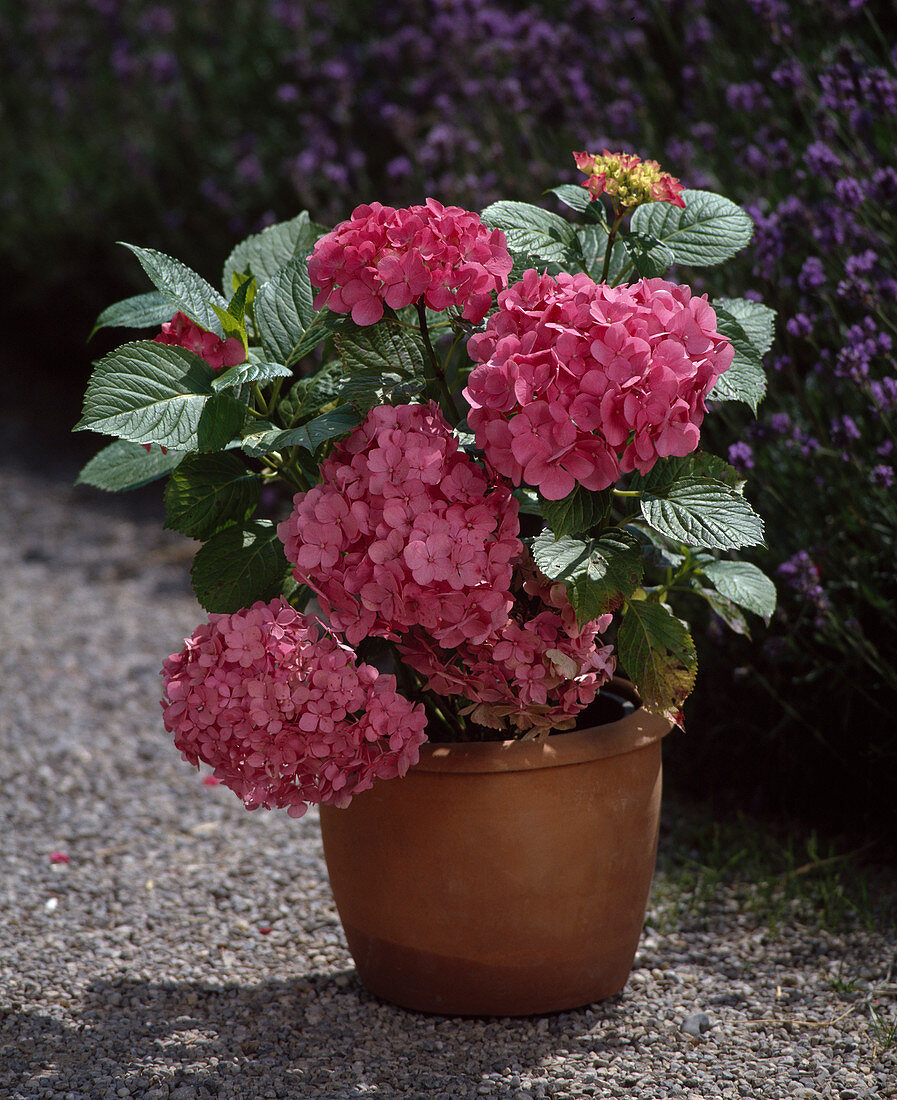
xmin=340 ymin=922 xmax=633 ymax=1017
xmin=320 ymin=680 xmax=672 ymax=1017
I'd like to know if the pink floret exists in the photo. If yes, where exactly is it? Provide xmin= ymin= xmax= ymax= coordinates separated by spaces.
xmin=155 ymin=311 xmax=245 ymax=371
xmin=307 ymin=199 xmax=513 ymax=325
xmin=464 ymin=273 xmax=733 ymax=497
xmin=399 ymin=553 xmax=616 ymax=736
xmin=277 ymin=402 xmax=522 ymax=648
xmin=161 ymin=599 xmax=428 ymax=816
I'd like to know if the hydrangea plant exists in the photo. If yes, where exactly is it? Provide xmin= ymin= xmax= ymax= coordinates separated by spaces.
xmin=76 ymin=152 xmax=776 ymax=818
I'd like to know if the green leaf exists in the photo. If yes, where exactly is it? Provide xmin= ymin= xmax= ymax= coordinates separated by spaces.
xmin=240 ymin=405 xmax=361 ymax=457
xmin=75 ymin=341 xmax=239 ymax=451
xmin=336 ymin=323 xmax=426 ymax=376
xmin=336 ymin=372 xmax=426 ymax=411
xmin=575 ymin=225 xmax=629 ymax=284
xmin=331 ymin=324 xmax=428 ymax=411
xmin=701 ymin=559 xmax=776 ymax=625
xmin=532 ymin=528 xmax=644 ymax=621
xmin=254 ymin=257 xmax=336 ymax=366
xmin=714 ymin=297 xmax=776 ymax=357
xmin=547 ymin=184 xmax=602 ymax=218
xmin=617 ymin=599 xmax=697 ymax=719
xmin=539 ymin=485 xmax=611 ymax=537
xmin=222 ymin=212 xmax=326 ymax=293
xmin=709 ymin=307 xmax=767 ymax=412
xmin=481 ymin=200 xmax=579 ymax=265
xmin=120 ymin=243 xmax=227 ymax=335
xmin=190 ymin=520 xmax=291 ymax=613
xmin=632 ymin=452 xmax=746 ymax=495
xmin=76 ymin=439 xmax=184 ymax=492
xmin=164 ymin=452 xmax=260 ymax=540
xmin=640 ymin=476 xmax=765 ymax=550
xmin=278 ymin=363 xmax=343 ymax=423
xmin=630 ymin=189 xmax=754 ymax=267
xmin=699 ymin=586 xmax=752 ymax=637
xmin=211 ymin=354 xmax=292 ymax=392
xmin=622 ymin=232 xmax=675 ymax=278
xmin=89 ymin=292 xmax=173 ymax=339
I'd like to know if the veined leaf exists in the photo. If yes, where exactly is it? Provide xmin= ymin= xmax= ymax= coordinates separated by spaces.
xmin=622 ymin=232 xmax=675 ymax=278
xmin=575 ymin=225 xmax=629 ymax=285
xmin=709 ymin=308 xmax=767 ymax=412
xmin=714 ymin=297 xmax=776 ymax=357
xmin=617 ymin=599 xmax=697 ymax=720
xmin=547 ymin=184 xmax=603 ymax=218
xmin=532 ymin=528 xmax=644 ymax=622
xmin=630 ymin=189 xmax=753 ymax=267
xmin=191 ymin=520 xmax=292 ymax=613
xmin=120 ymin=243 xmax=227 ymax=335
xmin=75 ymin=341 xmax=243 ymax=451
xmin=240 ymin=405 xmax=361 ymax=457
xmin=481 ymin=200 xmax=579 ymax=265
xmin=335 ymin=323 xmax=426 ymax=376
xmin=222 ymin=210 xmax=327 ymax=292
xmin=640 ymin=476 xmax=764 ymax=550
xmin=539 ymin=485 xmax=611 ymax=538
xmin=699 ymin=586 xmax=752 ymax=637
xmin=632 ymin=452 xmax=746 ymax=495
xmin=164 ymin=452 xmax=260 ymax=540
xmin=255 ymin=259 xmax=338 ymax=366
xmin=701 ymin=559 xmax=776 ymax=624
xmin=76 ymin=439 xmax=184 ymax=492
xmin=89 ymin=292 xmax=173 ymax=339
xmin=211 ymin=355 xmax=293 ymax=392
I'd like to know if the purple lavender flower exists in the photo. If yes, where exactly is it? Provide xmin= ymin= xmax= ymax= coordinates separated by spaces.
xmin=787 ymin=314 xmax=815 ymax=338
xmin=803 ymin=141 xmax=843 ymax=178
xmin=833 ymin=177 xmax=867 ymax=206
xmin=728 ymin=442 xmax=755 ymax=472
xmin=830 ymin=414 xmax=862 ymax=446
xmin=798 ymin=257 xmax=825 ymax=291
xmin=871 ymin=465 xmax=895 ymax=488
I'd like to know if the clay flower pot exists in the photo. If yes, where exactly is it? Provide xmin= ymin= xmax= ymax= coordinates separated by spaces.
xmin=319 ymin=679 xmax=673 ymax=1016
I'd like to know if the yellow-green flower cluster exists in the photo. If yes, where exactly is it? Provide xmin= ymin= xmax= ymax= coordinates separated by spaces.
xmin=573 ymin=150 xmax=686 ymax=210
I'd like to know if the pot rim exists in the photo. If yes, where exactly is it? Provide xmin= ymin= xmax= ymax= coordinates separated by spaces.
xmin=413 ymin=677 xmax=674 ymax=774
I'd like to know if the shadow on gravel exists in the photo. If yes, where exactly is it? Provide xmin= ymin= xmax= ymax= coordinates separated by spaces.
xmin=2 ymin=973 xmax=625 ymax=1097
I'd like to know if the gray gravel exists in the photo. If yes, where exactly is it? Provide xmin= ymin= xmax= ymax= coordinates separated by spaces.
xmin=2 ymin=451 xmax=896 ymax=1100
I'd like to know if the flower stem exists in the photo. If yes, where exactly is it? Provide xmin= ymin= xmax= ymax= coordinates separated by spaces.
xmin=416 ymin=299 xmax=461 ymax=423
xmin=600 ymin=208 xmax=625 ymax=284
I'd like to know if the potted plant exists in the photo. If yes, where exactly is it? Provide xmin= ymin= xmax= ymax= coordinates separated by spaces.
xmin=76 ymin=151 xmax=775 ymax=1016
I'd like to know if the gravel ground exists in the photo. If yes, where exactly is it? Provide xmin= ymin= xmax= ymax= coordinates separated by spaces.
xmin=1 ymin=448 xmax=895 ymax=1100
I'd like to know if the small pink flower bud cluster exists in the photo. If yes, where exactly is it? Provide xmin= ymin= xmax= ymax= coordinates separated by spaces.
xmin=155 ymin=311 xmax=246 ymax=371
xmin=277 ymin=403 xmax=522 ymax=649
xmin=400 ymin=557 xmax=615 ymax=735
xmin=573 ymin=149 xmax=686 ymax=209
xmin=464 ymin=272 xmax=734 ymax=499
xmin=307 ymin=198 xmax=514 ymax=326
xmin=161 ymin=599 xmax=428 ymax=816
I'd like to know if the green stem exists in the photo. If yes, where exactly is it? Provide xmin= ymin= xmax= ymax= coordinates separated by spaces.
xmin=416 ymin=299 xmax=461 ymax=423
xmin=600 ymin=208 xmax=625 ymax=284
xmin=612 ymin=488 xmax=642 ymax=498
xmin=264 ymin=451 xmax=309 ymax=492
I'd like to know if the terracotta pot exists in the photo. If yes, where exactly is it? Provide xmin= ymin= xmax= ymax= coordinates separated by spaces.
xmin=319 ymin=679 xmax=673 ymax=1016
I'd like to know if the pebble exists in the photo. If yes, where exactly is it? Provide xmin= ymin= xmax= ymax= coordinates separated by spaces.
xmin=1 ymin=453 xmax=895 ymax=1100
xmin=681 ymin=1011 xmax=712 ymax=1037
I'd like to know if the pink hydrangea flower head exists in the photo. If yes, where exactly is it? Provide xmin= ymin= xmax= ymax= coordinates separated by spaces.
xmin=464 ymin=274 xmax=733 ymax=497
xmin=155 ymin=311 xmax=246 ymax=371
xmin=399 ymin=552 xmax=615 ymax=736
xmin=573 ymin=150 xmax=686 ymax=209
xmin=161 ymin=599 xmax=428 ymax=817
xmin=307 ymin=200 xmax=513 ymax=325
xmin=277 ymin=402 xmax=523 ymax=648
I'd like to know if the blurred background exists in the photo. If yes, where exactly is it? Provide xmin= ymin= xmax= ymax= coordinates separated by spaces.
xmin=3 ymin=0 xmax=896 ymax=833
